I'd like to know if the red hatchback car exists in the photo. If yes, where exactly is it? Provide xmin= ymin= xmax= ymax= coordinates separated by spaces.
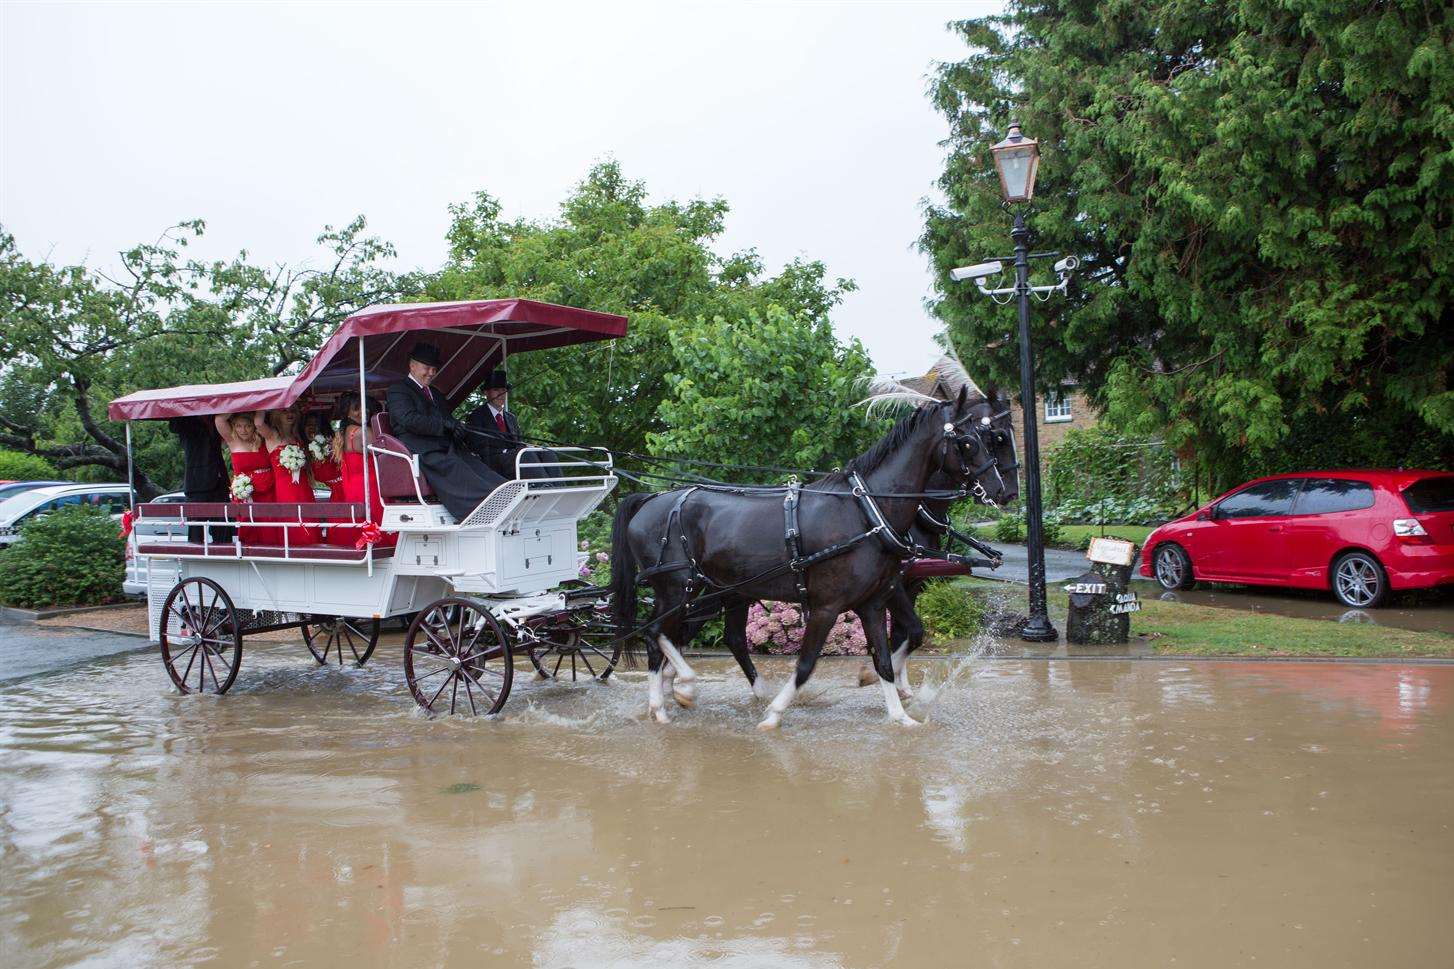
xmin=1140 ymin=470 xmax=1454 ymax=608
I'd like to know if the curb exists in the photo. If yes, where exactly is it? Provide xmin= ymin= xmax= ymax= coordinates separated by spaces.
xmin=2 ymin=601 xmax=141 ymax=622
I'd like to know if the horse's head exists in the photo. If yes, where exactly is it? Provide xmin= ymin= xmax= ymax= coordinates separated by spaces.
xmin=939 ymin=386 xmax=1019 ymax=506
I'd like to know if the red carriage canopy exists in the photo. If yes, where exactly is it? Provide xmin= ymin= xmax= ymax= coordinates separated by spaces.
xmin=107 ymin=298 xmax=629 ymax=420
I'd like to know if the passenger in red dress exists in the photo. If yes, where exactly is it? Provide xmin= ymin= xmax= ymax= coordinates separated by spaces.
xmin=304 ymin=410 xmax=345 ymax=504
xmin=331 ymin=393 xmax=395 ymax=548
xmin=255 ymin=406 xmax=319 ymax=547
xmin=214 ymin=412 xmax=281 ymax=545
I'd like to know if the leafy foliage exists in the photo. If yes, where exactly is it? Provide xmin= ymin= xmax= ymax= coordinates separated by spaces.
xmin=1045 ymin=426 xmax=1186 ymax=523
xmin=429 ymin=161 xmax=857 ymax=464
xmin=0 ymin=505 xmax=124 ymax=608
xmin=0 ymin=221 xmax=419 ymax=497
xmin=0 ymin=450 xmax=59 ymax=481
xmin=922 ymin=0 xmax=1454 ymax=490
xmin=914 ymin=579 xmax=985 ymax=642
xmin=650 ymin=306 xmax=885 ymax=477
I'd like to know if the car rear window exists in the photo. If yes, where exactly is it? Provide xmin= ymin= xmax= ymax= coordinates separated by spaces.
xmin=1293 ymin=478 xmax=1375 ymax=515
xmin=1402 ymin=477 xmax=1454 ymax=514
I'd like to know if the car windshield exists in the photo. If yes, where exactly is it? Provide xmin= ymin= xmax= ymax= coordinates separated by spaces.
xmin=1402 ymin=477 xmax=1454 ymax=514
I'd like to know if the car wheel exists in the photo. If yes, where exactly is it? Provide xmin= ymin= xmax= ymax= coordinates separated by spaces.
xmin=1331 ymin=551 xmax=1388 ymax=609
xmin=1153 ymin=543 xmax=1196 ymax=591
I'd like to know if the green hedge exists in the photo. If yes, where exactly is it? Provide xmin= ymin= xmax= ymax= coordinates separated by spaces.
xmin=0 ymin=506 xmax=124 ymax=608
xmin=1045 ymin=427 xmax=1185 ymax=524
xmin=0 ymin=450 xmax=59 ymax=482
xmin=916 ymin=579 xmax=984 ymax=641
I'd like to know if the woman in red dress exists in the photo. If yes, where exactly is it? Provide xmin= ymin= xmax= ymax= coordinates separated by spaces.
xmin=213 ymin=412 xmax=280 ymax=545
xmin=304 ymin=410 xmax=345 ymax=505
xmin=255 ymin=406 xmax=318 ymax=547
xmin=332 ymin=393 xmax=395 ymax=549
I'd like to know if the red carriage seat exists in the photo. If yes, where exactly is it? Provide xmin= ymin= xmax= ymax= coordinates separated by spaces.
xmin=369 ymin=412 xmax=435 ymax=501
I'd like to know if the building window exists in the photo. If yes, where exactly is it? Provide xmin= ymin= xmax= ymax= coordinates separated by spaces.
xmin=1045 ymin=391 xmax=1072 ymax=423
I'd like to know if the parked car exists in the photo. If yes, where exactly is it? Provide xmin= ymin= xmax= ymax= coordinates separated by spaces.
xmin=0 ymin=484 xmax=133 ymax=550
xmin=0 ymin=480 xmax=71 ymax=504
xmin=1141 ymin=470 xmax=1454 ymax=608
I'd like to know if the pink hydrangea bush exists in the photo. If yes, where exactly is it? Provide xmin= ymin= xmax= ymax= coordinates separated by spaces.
xmin=745 ymin=601 xmax=879 ymax=656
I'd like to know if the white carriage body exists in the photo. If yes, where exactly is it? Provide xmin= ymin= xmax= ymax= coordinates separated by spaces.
xmin=138 ymin=454 xmax=616 ymax=642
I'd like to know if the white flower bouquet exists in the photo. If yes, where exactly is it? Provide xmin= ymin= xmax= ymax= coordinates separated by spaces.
xmin=278 ymin=443 xmax=307 ymax=483
xmin=230 ymin=473 xmax=254 ymax=501
xmin=307 ymin=433 xmax=331 ymax=463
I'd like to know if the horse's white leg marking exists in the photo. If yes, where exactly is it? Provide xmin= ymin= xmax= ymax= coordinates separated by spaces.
xmin=661 ymin=660 xmax=677 ymax=706
xmin=757 ymin=678 xmax=798 ymax=731
xmin=880 ymin=677 xmax=920 ymax=727
xmin=892 ymin=642 xmax=913 ymax=700
xmin=657 ymin=635 xmax=697 ymax=707
xmin=647 ymin=668 xmax=670 ymax=724
xmin=751 ymin=672 xmax=774 ymax=700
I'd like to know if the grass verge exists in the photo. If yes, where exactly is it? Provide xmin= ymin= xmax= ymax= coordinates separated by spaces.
xmin=960 ymin=579 xmax=1454 ymax=658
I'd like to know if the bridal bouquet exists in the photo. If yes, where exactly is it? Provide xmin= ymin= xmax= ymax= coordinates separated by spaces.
xmin=307 ymin=433 xmax=331 ymax=463
xmin=279 ymin=443 xmax=307 ymax=483
xmin=230 ymin=473 xmax=254 ymax=501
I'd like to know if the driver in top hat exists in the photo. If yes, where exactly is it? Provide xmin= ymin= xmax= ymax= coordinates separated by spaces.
xmin=385 ymin=342 xmax=507 ymax=519
xmin=465 ymin=369 xmax=561 ymax=479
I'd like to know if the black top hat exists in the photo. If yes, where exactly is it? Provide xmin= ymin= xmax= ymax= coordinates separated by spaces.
xmin=408 ymin=342 xmax=443 ymax=368
xmin=484 ymin=369 xmax=511 ymax=390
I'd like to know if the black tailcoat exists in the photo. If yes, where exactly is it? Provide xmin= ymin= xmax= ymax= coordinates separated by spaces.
xmin=386 ymin=378 xmax=505 ymax=520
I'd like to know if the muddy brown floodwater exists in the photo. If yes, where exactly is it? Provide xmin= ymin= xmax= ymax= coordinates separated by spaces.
xmin=2 ymin=640 xmax=1452 ymax=969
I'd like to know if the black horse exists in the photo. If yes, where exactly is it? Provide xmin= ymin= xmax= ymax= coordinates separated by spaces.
xmin=609 ymin=388 xmax=1017 ymax=729
xmin=855 ymin=456 xmax=1018 ymax=700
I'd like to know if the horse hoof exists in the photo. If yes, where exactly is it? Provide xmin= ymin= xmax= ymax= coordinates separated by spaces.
xmin=673 ymin=689 xmax=696 ymax=709
xmin=897 ymin=688 xmax=913 ymax=702
xmin=752 ymin=681 xmax=774 ymax=701
xmin=757 ymin=717 xmax=780 ymax=732
xmin=896 ymin=716 xmax=921 ymax=728
xmin=651 ymin=707 xmax=671 ymax=724
xmin=857 ymin=666 xmax=878 ymax=688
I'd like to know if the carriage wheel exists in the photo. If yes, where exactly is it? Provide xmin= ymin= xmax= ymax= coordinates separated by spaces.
xmin=159 ymin=576 xmax=243 ymax=695
xmin=302 ymin=617 xmax=381 ymax=666
xmin=404 ymin=597 xmax=513 ymax=716
xmin=527 ymin=606 xmax=622 ymax=682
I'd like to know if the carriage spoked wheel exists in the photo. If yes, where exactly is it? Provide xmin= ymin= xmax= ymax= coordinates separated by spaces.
xmin=404 ymin=597 xmax=513 ymax=716
xmin=159 ymin=576 xmax=243 ymax=695
xmin=526 ymin=606 xmax=623 ymax=682
xmin=302 ymin=617 xmax=381 ymax=667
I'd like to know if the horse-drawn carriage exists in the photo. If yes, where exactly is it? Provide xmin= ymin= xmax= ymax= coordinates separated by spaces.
xmin=110 ymin=299 xmax=629 ymax=715
xmin=113 ymin=297 xmax=1017 ymax=727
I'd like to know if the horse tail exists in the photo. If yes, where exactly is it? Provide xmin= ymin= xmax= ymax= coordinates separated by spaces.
xmin=610 ymin=491 xmax=654 ymax=666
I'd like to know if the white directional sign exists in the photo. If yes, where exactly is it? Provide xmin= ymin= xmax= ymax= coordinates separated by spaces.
xmin=1087 ymin=537 xmax=1136 ymax=566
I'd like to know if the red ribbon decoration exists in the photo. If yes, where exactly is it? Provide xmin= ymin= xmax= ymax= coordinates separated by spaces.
xmin=119 ymin=509 xmax=135 ymax=539
xmin=354 ymin=521 xmax=383 ymax=549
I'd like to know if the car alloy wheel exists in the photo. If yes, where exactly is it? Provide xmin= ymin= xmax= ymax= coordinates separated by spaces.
xmin=1333 ymin=553 xmax=1385 ymax=609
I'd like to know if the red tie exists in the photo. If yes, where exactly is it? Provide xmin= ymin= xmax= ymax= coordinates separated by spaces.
xmin=495 ymin=411 xmax=507 ymax=434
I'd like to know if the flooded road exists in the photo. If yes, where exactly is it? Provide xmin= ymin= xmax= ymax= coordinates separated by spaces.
xmin=2 ymin=640 xmax=1452 ymax=968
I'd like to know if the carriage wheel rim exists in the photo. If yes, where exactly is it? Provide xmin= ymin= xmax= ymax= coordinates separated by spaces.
xmin=304 ymin=617 xmax=379 ymax=666
xmin=161 ymin=577 xmax=241 ymax=695
xmin=527 ymin=612 xmax=620 ymax=681
xmin=1335 ymin=558 xmax=1379 ymax=607
xmin=405 ymin=598 xmax=511 ymax=715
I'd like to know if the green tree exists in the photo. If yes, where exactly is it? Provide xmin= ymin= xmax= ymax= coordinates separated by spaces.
xmin=429 ymin=161 xmax=856 ymax=460
xmin=0 ymin=219 xmax=419 ymax=496
xmin=650 ymin=306 xmax=884 ymax=478
xmin=922 ymin=0 xmax=1454 ymax=490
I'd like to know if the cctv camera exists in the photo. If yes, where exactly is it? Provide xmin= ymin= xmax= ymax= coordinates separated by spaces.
xmin=949 ymin=261 xmax=1003 ymax=282
xmin=1053 ymin=255 xmax=1080 ymax=274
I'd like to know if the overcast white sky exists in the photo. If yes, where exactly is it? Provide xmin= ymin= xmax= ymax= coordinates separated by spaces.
xmin=2 ymin=1 xmax=1000 ymax=376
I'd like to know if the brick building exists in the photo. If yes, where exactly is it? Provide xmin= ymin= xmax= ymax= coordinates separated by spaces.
xmin=901 ymin=356 xmax=1099 ymax=453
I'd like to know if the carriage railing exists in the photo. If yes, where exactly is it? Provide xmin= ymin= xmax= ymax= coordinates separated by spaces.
xmin=366 ymin=441 xmax=615 ymax=513
xmin=131 ymin=501 xmax=378 ymax=564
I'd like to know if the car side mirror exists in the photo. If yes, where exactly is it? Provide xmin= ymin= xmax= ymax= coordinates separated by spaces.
xmin=1196 ymin=510 xmax=1212 ymax=522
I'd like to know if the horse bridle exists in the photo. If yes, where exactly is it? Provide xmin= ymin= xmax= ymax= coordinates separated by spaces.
xmin=940 ymin=403 xmax=1017 ymax=506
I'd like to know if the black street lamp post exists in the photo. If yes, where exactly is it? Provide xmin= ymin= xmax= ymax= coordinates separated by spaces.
xmin=950 ymin=120 xmax=1074 ymax=643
